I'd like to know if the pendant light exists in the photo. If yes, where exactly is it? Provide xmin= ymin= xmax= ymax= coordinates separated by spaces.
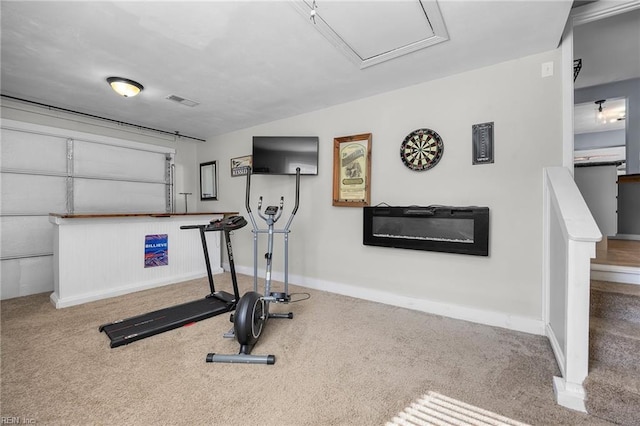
xmin=107 ymin=77 xmax=144 ymax=98
xmin=594 ymin=100 xmax=606 ymax=124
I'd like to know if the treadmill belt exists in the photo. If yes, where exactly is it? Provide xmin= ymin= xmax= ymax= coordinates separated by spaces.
xmin=99 ymin=296 xmax=231 ymax=348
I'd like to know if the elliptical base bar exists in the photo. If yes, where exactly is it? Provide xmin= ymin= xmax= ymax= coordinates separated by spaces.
xmin=206 ymin=353 xmax=275 ymax=365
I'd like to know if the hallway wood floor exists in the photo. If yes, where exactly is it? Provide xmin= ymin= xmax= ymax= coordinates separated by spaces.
xmin=593 ymin=238 xmax=640 ymax=268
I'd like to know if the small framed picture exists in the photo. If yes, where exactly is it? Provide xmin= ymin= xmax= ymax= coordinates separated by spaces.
xmin=230 ymin=155 xmax=252 ymax=177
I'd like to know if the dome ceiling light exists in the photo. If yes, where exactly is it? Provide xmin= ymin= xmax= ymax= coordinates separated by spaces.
xmin=107 ymin=77 xmax=144 ymax=98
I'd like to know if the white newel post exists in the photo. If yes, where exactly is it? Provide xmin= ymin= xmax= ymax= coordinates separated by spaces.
xmin=553 ymin=238 xmax=596 ymax=411
xmin=546 ymin=167 xmax=601 ymax=412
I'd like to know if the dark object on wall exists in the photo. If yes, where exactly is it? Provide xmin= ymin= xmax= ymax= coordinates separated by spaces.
xmin=617 ymin=174 xmax=640 ymax=235
xmin=363 ymin=205 xmax=489 ymax=256
xmin=252 ymin=136 xmax=319 ymax=175
xmin=574 ymin=58 xmax=582 ymax=82
xmin=472 ymin=122 xmax=494 ymax=165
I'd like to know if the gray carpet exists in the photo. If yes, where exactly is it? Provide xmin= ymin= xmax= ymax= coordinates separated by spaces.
xmin=1 ymin=273 xmax=613 ymax=425
xmin=585 ymin=281 xmax=640 ymax=425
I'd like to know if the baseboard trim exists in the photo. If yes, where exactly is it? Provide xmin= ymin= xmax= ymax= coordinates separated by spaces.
xmin=591 ymin=264 xmax=640 ymax=285
xmin=228 ymin=264 xmax=545 ymax=336
xmin=610 ymin=234 xmax=640 ymax=241
xmin=50 ymin=269 xmax=222 ymax=308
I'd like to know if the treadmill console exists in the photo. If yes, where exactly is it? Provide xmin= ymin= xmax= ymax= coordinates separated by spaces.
xmin=209 ymin=215 xmax=247 ymax=231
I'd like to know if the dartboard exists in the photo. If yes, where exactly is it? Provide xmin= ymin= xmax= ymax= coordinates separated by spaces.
xmin=400 ymin=128 xmax=444 ymax=171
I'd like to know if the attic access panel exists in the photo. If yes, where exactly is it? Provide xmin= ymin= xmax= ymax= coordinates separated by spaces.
xmin=292 ymin=0 xmax=449 ymax=68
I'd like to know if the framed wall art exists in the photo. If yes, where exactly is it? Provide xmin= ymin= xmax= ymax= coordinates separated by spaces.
xmin=230 ymin=155 xmax=252 ymax=177
xmin=332 ymin=133 xmax=372 ymax=207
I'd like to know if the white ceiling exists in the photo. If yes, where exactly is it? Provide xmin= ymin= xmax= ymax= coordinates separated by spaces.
xmin=1 ymin=1 xmax=574 ymax=141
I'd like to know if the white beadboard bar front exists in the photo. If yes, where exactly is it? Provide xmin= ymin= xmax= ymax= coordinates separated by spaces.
xmin=48 ymin=212 xmax=233 ymax=308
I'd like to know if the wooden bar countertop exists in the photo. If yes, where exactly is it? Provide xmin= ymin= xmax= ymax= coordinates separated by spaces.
xmin=49 ymin=212 xmax=238 ymax=219
xmin=618 ymin=173 xmax=640 ymax=184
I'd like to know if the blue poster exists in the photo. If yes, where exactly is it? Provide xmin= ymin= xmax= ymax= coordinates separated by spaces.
xmin=145 ymin=234 xmax=168 ymax=268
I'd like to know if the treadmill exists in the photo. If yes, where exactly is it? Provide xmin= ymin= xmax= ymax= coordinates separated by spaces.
xmin=99 ymin=215 xmax=247 ymax=348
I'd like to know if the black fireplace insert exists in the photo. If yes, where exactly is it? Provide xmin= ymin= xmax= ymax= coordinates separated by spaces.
xmin=363 ymin=205 xmax=489 ymax=256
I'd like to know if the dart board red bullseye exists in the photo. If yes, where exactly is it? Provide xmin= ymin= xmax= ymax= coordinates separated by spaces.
xmin=400 ymin=128 xmax=444 ymax=171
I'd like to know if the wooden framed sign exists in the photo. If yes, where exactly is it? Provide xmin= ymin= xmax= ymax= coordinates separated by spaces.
xmin=230 ymin=155 xmax=252 ymax=177
xmin=332 ymin=133 xmax=372 ymax=207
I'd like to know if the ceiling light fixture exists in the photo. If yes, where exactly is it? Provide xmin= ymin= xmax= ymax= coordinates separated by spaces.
xmin=594 ymin=99 xmax=606 ymax=124
xmin=107 ymin=77 xmax=144 ymax=98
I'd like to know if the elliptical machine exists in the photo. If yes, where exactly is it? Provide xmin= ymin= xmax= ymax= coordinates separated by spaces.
xmin=206 ymin=167 xmax=300 ymax=365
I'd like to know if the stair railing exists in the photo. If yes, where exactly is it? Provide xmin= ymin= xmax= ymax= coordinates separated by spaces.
xmin=543 ymin=167 xmax=601 ymax=412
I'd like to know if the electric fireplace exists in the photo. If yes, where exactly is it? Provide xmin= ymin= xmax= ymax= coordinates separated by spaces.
xmin=363 ymin=205 xmax=489 ymax=256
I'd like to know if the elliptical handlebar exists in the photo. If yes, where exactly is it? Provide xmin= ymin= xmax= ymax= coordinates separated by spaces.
xmin=284 ymin=168 xmax=300 ymax=230
xmin=245 ymin=167 xmax=301 ymax=232
xmin=245 ymin=167 xmax=259 ymax=230
xmin=245 ymin=167 xmax=253 ymax=213
xmin=292 ymin=168 xmax=300 ymax=216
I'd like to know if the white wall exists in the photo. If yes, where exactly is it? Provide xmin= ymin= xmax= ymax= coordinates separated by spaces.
xmin=575 ymin=129 xmax=625 ymax=150
xmin=195 ymin=49 xmax=563 ymax=332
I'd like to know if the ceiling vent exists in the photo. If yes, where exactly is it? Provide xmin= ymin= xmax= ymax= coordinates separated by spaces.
xmin=292 ymin=0 xmax=449 ymax=69
xmin=166 ymin=94 xmax=200 ymax=107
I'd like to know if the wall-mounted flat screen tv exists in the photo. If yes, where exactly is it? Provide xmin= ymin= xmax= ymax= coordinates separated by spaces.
xmin=252 ymin=136 xmax=319 ymax=175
